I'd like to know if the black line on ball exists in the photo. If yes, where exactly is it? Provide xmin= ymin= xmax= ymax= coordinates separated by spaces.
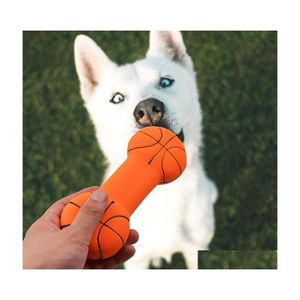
xmin=165 ymin=149 xmax=182 ymax=174
xmin=99 ymin=221 xmax=125 ymax=246
xmin=139 ymin=127 xmax=163 ymax=144
xmin=160 ymin=151 xmax=167 ymax=183
xmin=128 ymin=141 xmax=160 ymax=152
xmin=128 ymin=127 xmax=163 ymax=152
xmin=104 ymin=200 xmax=115 ymax=213
xmin=148 ymin=134 xmax=176 ymax=164
xmin=97 ymin=225 xmax=104 ymax=259
xmin=97 ymin=214 xmax=129 ymax=260
xmin=69 ymin=201 xmax=81 ymax=208
xmin=152 ymin=142 xmax=183 ymax=182
xmin=103 ymin=214 xmax=129 ymax=223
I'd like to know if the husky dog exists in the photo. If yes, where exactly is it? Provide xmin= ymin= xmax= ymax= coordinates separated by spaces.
xmin=74 ymin=31 xmax=218 ymax=269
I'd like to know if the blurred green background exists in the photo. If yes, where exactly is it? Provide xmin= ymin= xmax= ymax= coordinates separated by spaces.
xmin=23 ymin=31 xmax=277 ymax=269
xmin=198 ymin=250 xmax=277 ymax=269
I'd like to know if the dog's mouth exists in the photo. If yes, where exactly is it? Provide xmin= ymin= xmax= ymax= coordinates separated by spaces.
xmin=156 ymin=121 xmax=184 ymax=143
xmin=175 ymin=129 xmax=184 ymax=143
xmin=154 ymin=124 xmax=185 ymax=143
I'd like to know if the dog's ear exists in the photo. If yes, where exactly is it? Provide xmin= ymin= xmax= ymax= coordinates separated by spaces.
xmin=146 ymin=31 xmax=193 ymax=70
xmin=74 ymin=35 xmax=114 ymax=101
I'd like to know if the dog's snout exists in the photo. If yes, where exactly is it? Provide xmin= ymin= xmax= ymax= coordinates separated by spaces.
xmin=133 ymin=98 xmax=165 ymax=126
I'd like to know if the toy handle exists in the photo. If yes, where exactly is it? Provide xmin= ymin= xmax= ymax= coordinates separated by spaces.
xmin=100 ymin=155 xmax=161 ymax=216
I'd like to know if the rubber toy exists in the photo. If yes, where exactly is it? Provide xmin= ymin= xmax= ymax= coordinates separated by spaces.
xmin=60 ymin=126 xmax=187 ymax=259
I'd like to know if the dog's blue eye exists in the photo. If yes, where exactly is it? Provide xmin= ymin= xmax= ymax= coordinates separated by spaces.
xmin=159 ymin=77 xmax=174 ymax=88
xmin=110 ymin=93 xmax=124 ymax=104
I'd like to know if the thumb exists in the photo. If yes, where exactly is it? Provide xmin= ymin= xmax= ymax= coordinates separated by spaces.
xmin=70 ymin=189 xmax=108 ymax=245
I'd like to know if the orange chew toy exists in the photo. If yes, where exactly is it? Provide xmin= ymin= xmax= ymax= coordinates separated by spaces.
xmin=60 ymin=126 xmax=187 ymax=259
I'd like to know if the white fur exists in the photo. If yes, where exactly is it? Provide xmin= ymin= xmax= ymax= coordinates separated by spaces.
xmin=74 ymin=31 xmax=218 ymax=269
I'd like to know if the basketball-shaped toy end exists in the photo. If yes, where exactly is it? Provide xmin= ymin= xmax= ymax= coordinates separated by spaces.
xmin=127 ymin=126 xmax=187 ymax=184
xmin=88 ymin=215 xmax=130 ymax=259
xmin=60 ymin=193 xmax=130 ymax=260
xmin=89 ymin=202 xmax=130 ymax=259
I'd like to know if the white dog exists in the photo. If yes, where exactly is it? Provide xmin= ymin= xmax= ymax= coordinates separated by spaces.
xmin=74 ymin=31 xmax=218 ymax=269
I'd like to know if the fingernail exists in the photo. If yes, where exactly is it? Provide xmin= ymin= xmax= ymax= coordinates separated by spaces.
xmin=91 ymin=189 xmax=107 ymax=204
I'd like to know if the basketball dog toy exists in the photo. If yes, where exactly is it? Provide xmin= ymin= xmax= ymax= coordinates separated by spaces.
xmin=60 ymin=126 xmax=187 ymax=259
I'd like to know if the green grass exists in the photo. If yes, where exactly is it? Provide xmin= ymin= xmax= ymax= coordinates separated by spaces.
xmin=23 ymin=31 xmax=277 ymax=268
xmin=198 ymin=250 xmax=277 ymax=269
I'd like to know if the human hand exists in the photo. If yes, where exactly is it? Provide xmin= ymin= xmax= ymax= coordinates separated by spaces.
xmin=23 ymin=186 xmax=139 ymax=269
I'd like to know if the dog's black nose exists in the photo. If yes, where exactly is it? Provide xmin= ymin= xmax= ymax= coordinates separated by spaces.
xmin=133 ymin=98 xmax=165 ymax=126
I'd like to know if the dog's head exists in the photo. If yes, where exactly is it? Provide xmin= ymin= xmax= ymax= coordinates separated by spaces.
xmin=74 ymin=31 xmax=201 ymax=165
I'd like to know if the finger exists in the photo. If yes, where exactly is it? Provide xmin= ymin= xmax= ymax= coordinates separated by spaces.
xmin=126 ymin=229 xmax=139 ymax=245
xmin=47 ymin=186 xmax=99 ymax=216
xmin=103 ymin=245 xmax=136 ymax=269
xmin=69 ymin=189 xmax=108 ymax=245
xmin=41 ymin=186 xmax=99 ymax=227
xmin=85 ymin=229 xmax=138 ymax=269
xmin=87 ymin=245 xmax=136 ymax=269
xmin=42 ymin=186 xmax=99 ymax=219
